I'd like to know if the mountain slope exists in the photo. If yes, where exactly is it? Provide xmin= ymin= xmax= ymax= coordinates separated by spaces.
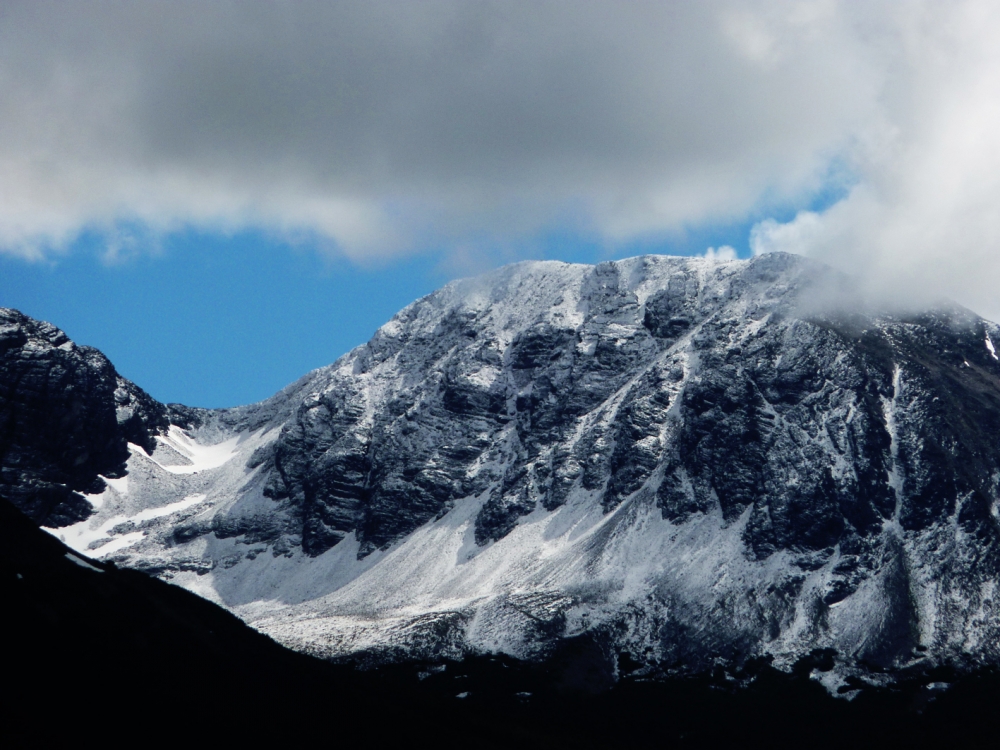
xmin=12 ymin=493 xmax=1000 ymax=749
xmin=7 ymin=252 xmax=1000 ymax=683
xmin=0 ymin=494 xmax=556 ymax=746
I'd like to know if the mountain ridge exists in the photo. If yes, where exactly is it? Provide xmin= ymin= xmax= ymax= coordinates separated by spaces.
xmin=5 ymin=252 xmax=1000 ymax=687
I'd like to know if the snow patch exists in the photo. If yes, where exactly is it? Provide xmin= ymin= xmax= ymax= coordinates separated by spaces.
xmin=152 ymin=426 xmax=241 ymax=474
xmin=132 ymin=494 xmax=207 ymax=523
xmin=91 ymin=532 xmax=146 ymax=556
xmin=65 ymin=552 xmax=103 ymax=573
xmin=104 ymin=474 xmax=129 ymax=494
xmin=48 ymin=494 xmax=209 ymax=557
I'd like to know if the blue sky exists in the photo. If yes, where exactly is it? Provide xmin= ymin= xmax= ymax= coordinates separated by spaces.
xmin=3 ymin=2 xmax=1000 ymax=406
xmin=3 ymin=232 xmax=443 ymax=407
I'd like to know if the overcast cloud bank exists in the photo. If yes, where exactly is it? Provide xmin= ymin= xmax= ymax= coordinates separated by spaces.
xmin=2 ymin=1 xmax=999 ymax=317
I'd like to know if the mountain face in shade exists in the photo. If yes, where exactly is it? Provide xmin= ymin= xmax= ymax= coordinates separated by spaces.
xmin=0 ymin=308 xmax=167 ymax=526
xmin=6 ymin=253 xmax=1000 ymax=686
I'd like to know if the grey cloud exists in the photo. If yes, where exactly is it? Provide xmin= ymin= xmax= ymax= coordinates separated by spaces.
xmin=0 ymin=1 xmax=949 ymax=271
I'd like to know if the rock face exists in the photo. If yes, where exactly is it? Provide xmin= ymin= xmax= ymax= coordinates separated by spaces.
xmin=12 ymin=253 xmax=1000 ymax=682
xmin=0 ymin=309 xmax=167 ymax=526
xmin=266 ymin=254 xmax=1000 ymax=569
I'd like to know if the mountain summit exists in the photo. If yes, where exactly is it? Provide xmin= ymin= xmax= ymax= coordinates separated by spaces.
xmin=5 ymin=253 xmax=1000 ymax=686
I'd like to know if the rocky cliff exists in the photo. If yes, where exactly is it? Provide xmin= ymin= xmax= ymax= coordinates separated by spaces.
xmin=0 ymin=309 xmax=167 ymax=526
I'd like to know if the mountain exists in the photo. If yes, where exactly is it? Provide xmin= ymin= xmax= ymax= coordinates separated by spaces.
xmin=0 ymin=308 xmax=167 ymax=525
xmin=5 ymin=252 xmax=1000 ymax=691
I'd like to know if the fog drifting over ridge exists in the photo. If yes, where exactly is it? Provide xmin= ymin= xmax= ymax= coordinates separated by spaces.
xmin=2 ymin=1 xmax=1000 ymax=319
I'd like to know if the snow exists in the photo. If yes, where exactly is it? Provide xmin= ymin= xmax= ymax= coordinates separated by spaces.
xmin=104 ymin=474 xmax=129 ymax=494
xmin=811 ymin=669 xmax=852 ymax=697
xmin=244 ymin=484 xmax=789 ymax=665
xmin=89 ymin=531 xmax=146 ymax=556
xmin=47 ymin=494 xmax=209 ymax=557
xmin=987 ymin=333 xmax=998 ymax=361
xmin=152 ymin=426 xmax=241 ymax=474
xmin=882 ymin=364 xmax=904 ymax=532
xmin=64 ymin=552 xmax=103 ymax=573
xmin=132 ymin=494 xmax=206 ymax=522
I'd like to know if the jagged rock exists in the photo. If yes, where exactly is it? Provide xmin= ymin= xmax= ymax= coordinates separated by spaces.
xmin=0 ymin=308 xmax=167 ymax=525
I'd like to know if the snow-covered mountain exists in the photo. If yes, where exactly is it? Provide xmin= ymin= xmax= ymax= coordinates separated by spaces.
xmin=6 ymin=252 xmax=1000 ymax=687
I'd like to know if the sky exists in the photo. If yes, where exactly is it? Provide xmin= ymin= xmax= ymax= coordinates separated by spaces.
xmin=2 ymin=1 xmax=1000 ymax=407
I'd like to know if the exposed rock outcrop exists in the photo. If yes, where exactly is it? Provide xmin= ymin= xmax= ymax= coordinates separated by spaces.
xmin=0 ymin=309 xmax=167 ymax=525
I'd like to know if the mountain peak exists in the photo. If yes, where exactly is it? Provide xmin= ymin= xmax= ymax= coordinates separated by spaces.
xmin=7 ymin=255 xmax=1000 ymax=684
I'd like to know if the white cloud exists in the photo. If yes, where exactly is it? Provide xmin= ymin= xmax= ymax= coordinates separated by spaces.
xmin=4 ymin=0 xmax=1000 ymax=324
xmin=0 ymin=0 xmax=878 ymax=261
xmin=749 ymin=0 xmax=1000 ymax=321
xmin=703 ymin=246 xmax=739 ymax=261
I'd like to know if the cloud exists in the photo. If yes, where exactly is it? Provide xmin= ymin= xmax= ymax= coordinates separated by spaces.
xmin=5 ymin=0 xmax=1000 ymax=324
xmin=749 ymin=1 xmax=1000 ymax=322
xmin=703 ymin=246 xmax=739 ymax=261
xmin=0 ymin=0 xmax=878 ymax=261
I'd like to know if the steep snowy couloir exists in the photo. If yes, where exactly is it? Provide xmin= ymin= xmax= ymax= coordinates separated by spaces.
xmin=10 ymin=253 xmax=1000 ymax=686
